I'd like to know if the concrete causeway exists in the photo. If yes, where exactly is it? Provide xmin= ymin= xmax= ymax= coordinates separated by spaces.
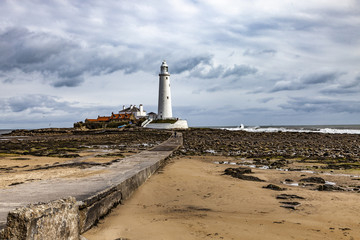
xmin=0 ymin=133 xmax=182 ymax=233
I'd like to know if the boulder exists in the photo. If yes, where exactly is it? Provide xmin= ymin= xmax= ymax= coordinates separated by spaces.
xmin=299 ymin=177 xmax=325 ymax=184
xmin=317 ymin=184 xmax=344 ymax=191
xmin=262 ymin=184 xmax=286 ymax=191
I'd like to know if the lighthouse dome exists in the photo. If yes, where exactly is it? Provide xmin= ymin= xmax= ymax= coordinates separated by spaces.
xmin=160 ymin=60 xmax=169 ymax=74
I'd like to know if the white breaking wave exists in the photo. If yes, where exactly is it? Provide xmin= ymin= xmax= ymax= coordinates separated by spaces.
xmin=222 ymin=126 xmax=360 ymax=134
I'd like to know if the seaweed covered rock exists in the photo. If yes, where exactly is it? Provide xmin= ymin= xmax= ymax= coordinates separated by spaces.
xmin=300 ymin=177 xmax=325 ymax=184
xmin=263 ymin=184 xmax=286 ymax=191
xmin=317 ymin=184 xmax=344 ymax=191
xmin=223 ymin=167 xmax=265 ymax=182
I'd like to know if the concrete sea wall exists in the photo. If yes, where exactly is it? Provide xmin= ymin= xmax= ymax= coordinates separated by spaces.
xmin=78 ymin=155 xmax=166 ymax=233
xmin=0 ymin=198 xmax=79 ymax=240
xmin=0 ymin=135 xmax=180 ymax=240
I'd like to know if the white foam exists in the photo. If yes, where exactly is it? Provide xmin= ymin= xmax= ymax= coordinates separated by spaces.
xmin=205 ymin=149 xmax=217 ymax=154
xmin=300 ymin=170 xmax=315 ymax=174
xmin=325 ymin=181 xmax=336 ymax=185
xmin=259 ymin=165 xmax=270 ymax=169
xmin=222 ymin=126 xmax=360 ymax=134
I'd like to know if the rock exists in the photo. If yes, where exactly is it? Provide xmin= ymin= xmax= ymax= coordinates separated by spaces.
xmin=269 ymin=159 xmax=288 ymax=169
xmin=280 ymin=205 xmax=297 ymax=210
xmin=276 ymin=194 xmax=305 ymax=200
xmin=253 ymin=158 xmax=270 ymax=165
xmin=223 ymin=167 xmax=265 ymax=182
xmin=224 ymin=167 xmax=252 ymax=175
xmin=300 ymin=177 xmax=326 ymax=184
xmin=262 ymin=184 xmax=286 ymax=191
xmin=279 ymin=201 xmax=301 ymax=206
xmin=279 ymin=200 xmax=302 ymax=210
xmin=236 ymin=175 xmax=265 ymax=182
xmin=317 ymin=184 xmax=344 ymax=191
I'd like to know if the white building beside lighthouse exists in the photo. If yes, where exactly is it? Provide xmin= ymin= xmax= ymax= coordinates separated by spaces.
xmin=146 ymin=60 xmax=188 ymax=129
xmin=158 ymin=60 xmax=173 ymax=119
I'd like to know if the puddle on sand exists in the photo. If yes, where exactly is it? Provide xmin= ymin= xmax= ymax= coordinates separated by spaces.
xmin=283 ymin=182 xmax=299 ymax=187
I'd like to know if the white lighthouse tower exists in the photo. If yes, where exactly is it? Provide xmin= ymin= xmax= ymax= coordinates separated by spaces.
xmin=146 ymin=60 xmax=188 ymax=129
xmin=157 ymin=60 xmax=173 ymax=119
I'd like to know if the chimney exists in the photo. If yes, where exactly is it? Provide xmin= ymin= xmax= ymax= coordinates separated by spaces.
xmin=130 ymin=105 xmax=133 ymax=109
xmin=123 ymin=105 xmax=125 ymax=110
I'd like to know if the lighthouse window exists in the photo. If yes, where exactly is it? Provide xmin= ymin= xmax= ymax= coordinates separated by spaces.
xmin=167 ymin=96 xmax=169 ymax=99
xmin=166 ymin=77 xmax=168 ymax=79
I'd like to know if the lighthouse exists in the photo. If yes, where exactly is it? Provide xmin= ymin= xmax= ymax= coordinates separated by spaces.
xmin=145 ymin=60 xmax=188 ymax=129
xmin=157 ymin=60 xmax=173 ymax=119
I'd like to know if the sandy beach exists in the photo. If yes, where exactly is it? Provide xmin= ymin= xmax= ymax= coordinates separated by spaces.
xmin=84 ymin=155 xmax=360 ymax=240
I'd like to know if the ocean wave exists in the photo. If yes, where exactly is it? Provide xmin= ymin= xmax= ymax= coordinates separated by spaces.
xmin=222 ymin=126 xmax=360 ymax=134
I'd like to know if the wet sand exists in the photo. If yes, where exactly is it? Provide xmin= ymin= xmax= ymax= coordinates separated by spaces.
xmin=84 ymin=156 xmax=360 ymax=240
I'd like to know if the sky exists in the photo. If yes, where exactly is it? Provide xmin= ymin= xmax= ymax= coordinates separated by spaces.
xmin=0 ymin=0 xmax=359 ymax=128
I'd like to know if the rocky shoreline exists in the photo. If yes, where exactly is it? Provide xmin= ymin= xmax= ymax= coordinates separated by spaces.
xmin=178 ymin=128 xmax=359 ymax=161
xmin=1 ymin=127 xmax=359 ymax=192
xmin=3 ymin=127 xmax=359 ymax=161
xmin=1 ymin=128 xmax=172 ymax=158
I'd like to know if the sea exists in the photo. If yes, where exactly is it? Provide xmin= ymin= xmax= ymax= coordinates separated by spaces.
xmin=0 ymin=129 xmax=13 ymax=136
xmin=217 ymin=124 xmax=360 ymax=134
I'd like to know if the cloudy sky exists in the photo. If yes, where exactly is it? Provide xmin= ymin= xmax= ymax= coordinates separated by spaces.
xmin=0 ymin=0 xmax=359 ymax=128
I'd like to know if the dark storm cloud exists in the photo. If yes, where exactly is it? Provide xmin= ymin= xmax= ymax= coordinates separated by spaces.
xmin=320 ymin=76 xmax=360 ymax=95
xmin=271 ymin=81 xmax=305 ymax=92
xmin=189 ymin=62 xmax=258 ymax=81
xmin=171 ymin=55 xmax=212 ymax=74
xmin=223 ymin=64 xmax=258 ymax=78
xmin=0 ymin=27 xmax=154 ymax=87
xmin=0 ymin=94 xmax=122 ymax=128
xmin=191 ymin=65 xmax=225 ymax=79
xmin=1 ymin=94 xmax=119 ymax=116
xmin=302 ymin=72 xmax=342 ymax=84
xmin=225 ymin=15 xmax=319 ymax=40
xmin=0 ymin=27 xmax=84 ymax=87
xmin=243 ymin=49 xmax=276 ymax=56
xmin=4 ymin=95 xmax=70 ymax=113
xmin=259 ymin=97 xmax=273 ymax=103
xmin=193 ymin=64 xmax=258 ymax=92
xmin=280 ymin=97 xmax=360 ymax=113
xmin=0 ymin=28 xmax=76 ymax=69
xmin=190 ymin=63 xmax=258 ymax=93
xmin=271 ymin=72 xmax=343 ymax=93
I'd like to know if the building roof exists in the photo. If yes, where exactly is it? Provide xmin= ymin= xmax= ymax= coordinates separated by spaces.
xmin=85 ymin=114 xmax=133 ymax=123
xmin=96 ymin=116 xmax=111 ymax=122
xmin=111 ymin=113 xmax=132 ymax=120
xmin=85 ymin=119 xmax=100 ymax=122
